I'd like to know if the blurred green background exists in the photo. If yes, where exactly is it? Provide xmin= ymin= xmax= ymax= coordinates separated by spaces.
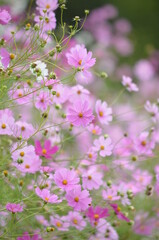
xmin=61 ymin=0 xmax=159 ymax=60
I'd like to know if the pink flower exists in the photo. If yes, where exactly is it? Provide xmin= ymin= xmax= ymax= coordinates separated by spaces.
xmin=35 ymin=91 xmax=52 ymax=111
xmin=87 ymin=124 xmax=102 ymax=135
xmin=14 ymin=155 xmax=42 ymax=173
xmin=102 ymin=188 xmax=120 ymax=201
xmin=134 ymin=131 xmax=155 ymax=156
xmin=86 ymin=206 xmax=109 ymax=224
xmin=35 ymin=140 xmax=59 ymax=159
xmin=6 ymin=203 xmax=23 ymax=213
xmin=67 ymin=211 xmax=86 ymax=230
xmin=50 ymin=215 xmax=70 ymax=231
xmin=122 ymin=75 xmax=139 ymax=92
xmin=34 ymin=11 xmax=56 ymax=32
xmin=67 ymin=100 xmax=94 ymax=127
xmin=93 ymin=136 xmax=113 ymax=157
xmin=110 ymin=204 xmax=130 ymax=222
xmin=52 ymin=84 xmax=68 ymax=104
xmin=36 ymin=0 xmax=58 ymax=12
xmin=0 ymin=9 xmax=11 ymax=25
xmin=17 ymin=232 xmax=42 ymax=240
xmin=70 ymin=85 xmax=90 ymax=102
xmin=15 ymin=121 xmax=35 ymax=139
xmin=35 ymin=187 xmax=61 ymax=203
xmin=0 ymin=48 xmax=14 ymax=69
xmin=0 ymin=112 xmax=15 ymax=136
xmin=82 ymin=167 xmax=103 ymax=190
xmin=54 ymin=168 xmax=80 ymax=191
xmin=145 ymin=100 xmax=159 ymax=123
xmin=95 ymin=100 xmax=112 ymax=125
xmin=66 ymin=44 xmax=96 ymax=70
xmin=65 ymin=185 xmax=92 ymax=211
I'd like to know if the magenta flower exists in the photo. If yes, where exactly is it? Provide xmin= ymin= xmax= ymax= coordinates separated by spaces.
xmin=93 ymin=136 xmax=113 ymax=157
xmin=86 ymin=206 xmax=109 ymax=224
xmin=65 ymin=185 xmax=92 ymax=211
xmin=6 ymin=203 xmax=23 ymax=213
xmin=110 ymin=204 xmax=130 ymax=222
xmin=95 ymin=100 xmax=112 ymax=125
xmin=35 ymin=187 xmax=61 ymax=203
xmin=67 ymin=100 xmax=94 ymax=127
xmin=36 ymin=0 xmax=58 ymax=12
xmin=17 ymin=232 xmax=42 ymax=240
xmin=0 ymin=48 xmax=14 ymax=69
xmin=0 ymin=9 xmax=11 ymax=25
xmin=122 ymin=75 xmax=139 ymax=92
xmin=35 ymin=140 xmax=59 ymax=159
xmin=54 ymin=168 xmax=80 ymax=191
xmin=66 ymin=44 xmax=96 ymax=70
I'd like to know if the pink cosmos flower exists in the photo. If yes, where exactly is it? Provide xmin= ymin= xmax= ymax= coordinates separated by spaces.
xmin=0 ymin=9 xmax=11 ymax=25
xmin=67 ymin=100 xmax=94 ymax=127
xmin=9 ymin=87 xmax=32 ymax=104
xmin=6 ymin=203 xmax=23 ymax=213
xmin=11 ymin=144 xmax=36 ymax=162
xmin=35 ymin=140 xmax=59 ymax=159
xmin=35 ymin=187 xmax=61 ymax=203
xmin=66 ymin=44 xmax=96 ymax=70
xmin=54 ymin=168 xmax=80 ymax=191
xmin=145 ymin=100 xmax=159 ymax=123
xmin=93 ymin=136 xmax=113 ymax=157
xmin=110 ymin=204 xmax=130 ymax=222
xmin=52 ymin=84 xmax=68 ymax=104
xmin=96 ymin=219 xmax=119 ymax=239
xmin=35 ymin=91 xmax=52 ymax=111
xmin=0 ymin=112 xmax=15 ymax=136
xmin=36 ymin=215 xmax=49 ymax=226
xmin=122 ymin=75 xmax=139 ymax=92
xmin=0 ymin=48 xmax=13 ymax=69
xmin=65 ymin=185 xmax=92 ymax=211
xmin=86 ymin=206 xmax=109 ymax=224
xmin=134 ymin=60 xmax=154 ymax=81
xmin=67 ymin=211 xmax=86 ymax=230
xmin=50 ymin=215 xmax=70 ymax=231
xmin=36 ymin=0 xmax=58 ymax=12
xmin=15 ymin=121 xmax=35 ymax=139
xmin=134 ymin=131 xmax=155 ymax=156
xmin=102 ymin=188 xmax=120 ymax=201
xmin=82 ymin=167 xmax=103 ymax=190
xmin=34 ymin=11 xmax=56 ymax=32
xmin=95 ymin=100 xmax=113 ymax=125
xmin=70 ymin=85 xmax=90 ymax=102
xmin=17 ymin=232 xmax=42 ymax=240
xmin=87 ymin=124 xmax=102 ymax=135
xmin=86 ymin=148 xmax=97 ymax=162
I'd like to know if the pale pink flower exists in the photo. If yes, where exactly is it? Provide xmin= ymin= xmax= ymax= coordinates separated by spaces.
xmin=122 ymin=75 xmax=139 ymax=92
xmin=67 ymin=211 xmax=86 ymax=230
xmin=0 ymin=48 xmax=12 ymax=69
xmin=15 ymin=121 xmax=35 ymax=139
xmin=34 ymin=11 xmax=56 ymax=32
xmin=14 ymin=155 xmax=42 ymax=173
xmin=87 ymin=123 xmax=102 ymax=135
xmin=82 ymin=167 xmax=103 ymax=190
xmin=52 ymin=84 xmax=68 ymax=104
xmin=96 ymin=219 xmax=119 ymax=239
xmin=66 ymin=44 xmax=96 ymax=70
xmin=35 ymin=91 xmax=52 ymax=111
xmin=93 ymin=136 xmax=113 ymax=157
xmin=35 ymin=187 xmax=61 ymax=203
xmin=17 ymin=232 xmax=42 ymax=240
xmin=95 ymin=100 xmax=112 ymax=125
xmin=145 ymin=100 xmax=159 ymax=123
xmin=65 ymin=185 xmax=92 ymax=211
xmin=50 ymin=215 xmax=70 ymax=231
xmin=6 ymin=203 xmax=23 ymax=213
xmin=67 ymin=100 xmax=94 ymax=127
xmin=36 ymin=0 xmax=58 ymax=12
xmin=0 ymin=112 xmax=15 ymax=136
xmin=0 ymin=9 xmax=11 ymax=25
xmin=70 ymin=85 xmax=90 ymax=102
xmin=54 ymin=168 xmax=80 ymax=191
xmin=134 ymin=131 xmax=155 ymax=156
xmin=102 ymin=188 xmax=120 ymax=201
xmin=134 ymin=60 xmax=154 ymax=81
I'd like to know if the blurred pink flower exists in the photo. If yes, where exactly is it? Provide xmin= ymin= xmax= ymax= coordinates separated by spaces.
xmin=0 ymin=9 xmax=11 ymax=25
xmin=6 ymin=203 xmax=23 ymax=213
xmin=35 ymin=140 xmax=59 ymax=159
xmin=95 ymin=100 xmax=113 ymax=125
xmin=35 ymin=187 xmax=61 ymax=203
xmin=122 ymin=75 xmax=139 ymax=92
xmin=36 ymin=0 xmax=58 ymax=12
xmin=93 ymin=136 xmax=113 ymax=157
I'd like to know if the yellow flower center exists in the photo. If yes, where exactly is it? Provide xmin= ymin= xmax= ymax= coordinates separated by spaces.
xmin=117 ymin=207 xmax=121 ymax=212
xmin=73 ymin=218 xmax=78 ymax=224
xmin=78 ymin=60 xmax=82 ymax=65
xmin=18 ymin=92 xmax=23 ymax=97
xmin=94 ymin=221 xmax=98 ymax=226
xmin=99 ymin=111 xmax=103 ymax=117
xmin=74 ymin=197 xmax=79 ymax=202
xmin=77 ymin=90 xmax=81 ymax=95
xmin=78 ymin=112 xmax=83 ymax=118
xmin=100 ymin=145 xmax=105 ymax=150
xmin=62 ymin=179 xmax=68 ymax=185
xmin=94 ymin=214 xmax=99 ymax=219
xmin=141 ymin=141 xmax=146 ymax=146
xmin=92 ymin=129 xmax=96 ymax=134
xmin=10 ymin=53 xmax=15 ymax=60
xmin=88 ymin=153 xmax=93 ymax=159
xmin=107 ymin=195 xmax=112 ymax=200
xmin=21 ymin=126 xmax=25 ymax=131
xmin=25 ymin=164 xmax=30 ymax=169
xmin=20 ymin=152 xmax=25 ymax=157
xmin=56 ymin=92 xmax=60 ymax=97
xmin=45 ymin=18 xmax=49 ymax=23
xmin=42 ymin=149 xmax=47 ymax=154
xmin=46 ymin=4 xmax=50 ymax=9
xmin=56 ymin=221 xmax=62 ymax=227
xmin=1 ymin=123 xmax=6 ymax=129
xmin=45 ymin=197 xmax=49 ymax=202
xmin=88 ymin=175 xmax=92 ymax=180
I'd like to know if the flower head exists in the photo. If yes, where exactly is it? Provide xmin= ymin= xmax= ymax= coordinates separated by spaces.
xmin=122 ymin=75 xmax=139 ymax=92
xmin=95 ymin=100 xmax=112 ymax=125
xmin=0 ymin=9 xmax=11 ymax=25
xmin=35 ymin=140 xmax=59 ymax=159
xmin=93 ymin=136 xmax=113 ymax=157
xmin=6 ymin=203 xmax=23 ymax=213
xmin=35 ymin=187 xmax=61 ymax=203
